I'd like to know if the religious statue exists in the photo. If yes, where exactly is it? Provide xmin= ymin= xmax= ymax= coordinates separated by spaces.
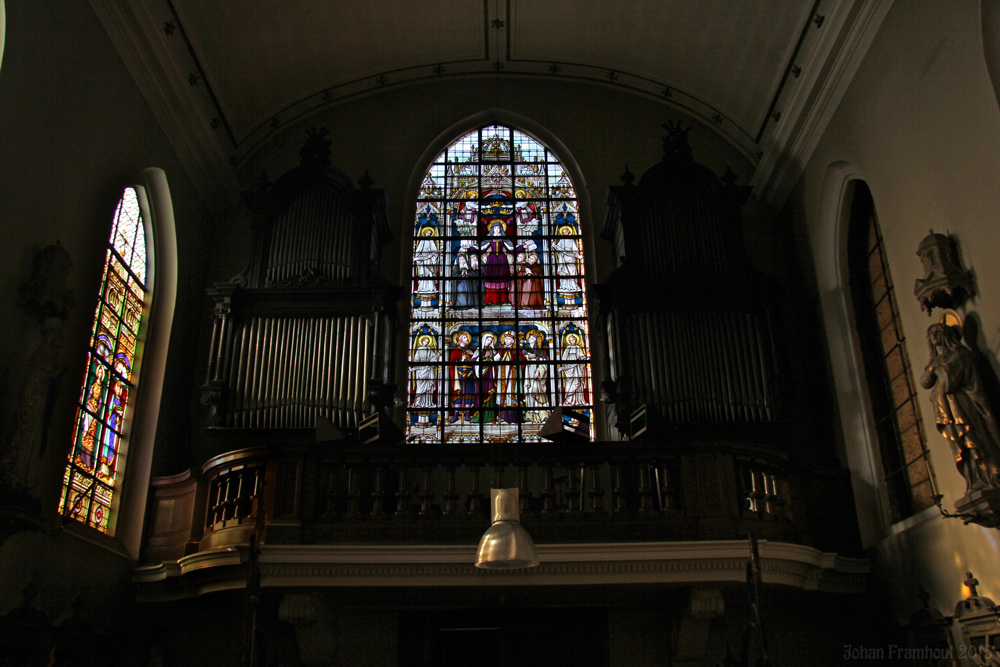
xmin=920 ymin=323 xmax=1000 ymax=494
xmin=2 ymin=317 xmax=68 ymax=489
xmin=4 ymin=243 xmax=74 ymax=494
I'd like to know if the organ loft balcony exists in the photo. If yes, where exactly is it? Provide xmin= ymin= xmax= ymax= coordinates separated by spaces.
xmin=134 ymin=126 xmax=865 ymax=602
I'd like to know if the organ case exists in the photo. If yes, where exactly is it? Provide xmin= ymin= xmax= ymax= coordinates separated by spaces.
xmin=201 ymin=129 xmax=398 ymax=431
xmin=597 ymin=122 xmax=784 ymax=436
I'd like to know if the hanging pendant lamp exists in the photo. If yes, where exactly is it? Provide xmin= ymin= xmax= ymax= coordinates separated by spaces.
xmin=475 ymin=488 xmax=539 ymax=569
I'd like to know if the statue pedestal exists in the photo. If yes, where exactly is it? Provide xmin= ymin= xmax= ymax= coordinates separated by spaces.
xmin=955 ymin=489 xmax=1000 ymax=528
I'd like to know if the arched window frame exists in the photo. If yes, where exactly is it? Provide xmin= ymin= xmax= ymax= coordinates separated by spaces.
xmin=401 ymin=117 xmax=601 ymax=444
xmin=60 ymin=168 xmax=176 ymax=558
xmin=814 ymin=163 xmax=938 ymax=544
xmin=846 ymin=181 xmax=937 ymax=522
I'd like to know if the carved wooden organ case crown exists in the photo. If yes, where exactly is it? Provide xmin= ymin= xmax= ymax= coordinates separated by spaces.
xmin=201 ymin=129 xmax=399 ymax=431
xmin=597 ymin=123 xmax=784 ymax=438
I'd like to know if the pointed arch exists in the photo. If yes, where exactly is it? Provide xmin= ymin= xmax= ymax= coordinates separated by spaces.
xmin=404 ymin=124 xmax=595 ymax=444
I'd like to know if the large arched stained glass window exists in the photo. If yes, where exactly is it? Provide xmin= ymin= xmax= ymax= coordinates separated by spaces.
xmin=406 ymin=125 xmax=594 ymax=444
xmin=59 ymin=187 xmax=149 ymax=533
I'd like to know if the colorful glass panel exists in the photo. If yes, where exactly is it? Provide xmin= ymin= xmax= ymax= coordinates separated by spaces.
xmin=59 ymin=187 xmax=148 ymax=533
xmin=406 ymin=125 xmax=594 ymax=444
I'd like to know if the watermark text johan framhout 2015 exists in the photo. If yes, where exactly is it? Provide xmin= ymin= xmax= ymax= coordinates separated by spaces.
xmin=843 ymin=643 xmax=973 ymax=661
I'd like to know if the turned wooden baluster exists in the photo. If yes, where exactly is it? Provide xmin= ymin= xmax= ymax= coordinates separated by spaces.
xmin=235 ymin=468 xmax=251 ymax=519
xmin=541 ymin=465 xmax=557 ymax=515
xmin=467 ymin=465 xmax=484 ymax=517
xmin=589 ymin=463 xmax=605 ymax=514
xmin=659 ymin=463 xmax=675 ymax=512
xmin=747 ymin=468 xmax=764 ymax=514
xmin=442 ymin=465 xmax=459 ymax=517
xmin=637 ymin=464 xmax=654 ymax=514
xmin=612 ymin=463 xmax=627 ymax=514
xmin=345 ymin=465 xmax=362 ymax=519
xmin=209 ymin=478 xmax=223 ymax=528
xmin=394 ymin=465 xmax=410 ymax=518
xmin=419 ymin=466 xmax=435 ymax=517
xmin=222 ymin=471 xmax=237 ymax=523
xmin=764 ymin=472 xmax=781 ymax=518
xmin=518 ymin=465 xmax=532 ymax=518
xmin=565 ymin=464 xmax=581 ymax=514
xmin=320 ymin=467 xmax=339 ymax=519
xmin=370 ymin=465 xmax=387 ymax=520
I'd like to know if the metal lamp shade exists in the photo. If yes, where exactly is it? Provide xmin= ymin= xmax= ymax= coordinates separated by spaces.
xmin=475 ymin=488 xmax=539 ymax=569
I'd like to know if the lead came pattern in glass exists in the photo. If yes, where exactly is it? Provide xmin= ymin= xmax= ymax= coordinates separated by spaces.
xmin=406 ymin=126 xmax=594 ymax=444
xmin=59 ymin=187 xmax=147 ymax=533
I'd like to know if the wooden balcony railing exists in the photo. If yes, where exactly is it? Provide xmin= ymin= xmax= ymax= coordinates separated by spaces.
xmin=145 ymin=437 xmax=859 ymax=560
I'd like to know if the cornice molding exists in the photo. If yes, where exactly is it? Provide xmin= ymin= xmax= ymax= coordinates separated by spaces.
xmin=752 ymin=0 xmax=895 ymax=208
xmin=134 ymin=540 xmax=869 ymax=599
xmin=88 ymin=0 xmax=239 ymax=211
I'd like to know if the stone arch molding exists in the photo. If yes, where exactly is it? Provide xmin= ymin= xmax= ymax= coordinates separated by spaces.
xmin=813 ymin=161 xmax=893 ymax=546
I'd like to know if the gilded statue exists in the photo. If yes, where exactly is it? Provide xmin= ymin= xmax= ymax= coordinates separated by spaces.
xmin=920 ymin=323 xmax=1000 ymax=494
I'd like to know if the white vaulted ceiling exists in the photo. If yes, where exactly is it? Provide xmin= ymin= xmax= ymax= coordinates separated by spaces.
xmin=171 ymin=0 xmax=811 ymax=144
xmin=91 ymin=0 xmax=894 ymax=208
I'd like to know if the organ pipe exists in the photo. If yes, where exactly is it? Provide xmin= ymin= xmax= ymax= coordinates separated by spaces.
xmin=220 ymin=315 xmax=376 ymax=429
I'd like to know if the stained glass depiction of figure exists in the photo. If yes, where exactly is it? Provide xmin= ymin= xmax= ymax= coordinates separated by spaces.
xmin=522 ymin=329 xmax=550 ymax=423
xmin=61 ymin=186 xmax=149 ymax=533
xmin=98 ymin=378 xmax=127 ymax=482
xmin=495 ymin=330 xmax=526 ymax=424
xmin=553 ymin=222 xmax=583 ymax=295
xmin=448 ymin=330 xmax=478 ymax=423
xmin=560 ymin=332 xmax=589 ymax=406
xmin=409 ymin=334 xmax=439 ymax=426
xmin=77 ymin=363 xmax=106 ymax=470
xmin=475 ymin=331 xmax=499 ymax=424
xmin=452 ymin=199 xmax=478 ymax=237
xmin=406 ymin=124 xmax=595 ymax=443
xmin=413 ymin=226 xmax=442 ymax=307
xmin=518 ymin=251 xmax=544 ymax=309
xmin=481 ymin=220 xmax=515 ymax=306
xmin=452 ymin=252 xmax=475 ymax=310
xmin=515 ymin=201 xmax=540 ymax=246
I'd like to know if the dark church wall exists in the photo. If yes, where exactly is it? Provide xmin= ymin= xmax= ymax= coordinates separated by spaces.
xmin=0 ymin=0 xmax=215 ymax=647
xmin=0 ymin=4 xmax=893 ymax=664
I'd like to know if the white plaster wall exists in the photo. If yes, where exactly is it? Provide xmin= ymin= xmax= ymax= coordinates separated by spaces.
xmin=791 ymin=0 xmax=1000 ymax=620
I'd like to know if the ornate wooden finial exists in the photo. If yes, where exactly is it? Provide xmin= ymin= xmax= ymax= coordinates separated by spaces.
xmin=660 ymin=120 xmax=693 ymax=162
xmin=300 ymin=127 xmax=332 ymax=167
xmin=914 ymin=230 xmax=974 ymax=314
xmin=357 ymin=170 xmax=374 ymax=189
xmin=620 ymin=166 xmax=635 ymax=186
xmin=965 ymin=572 xmax=980 ymax=598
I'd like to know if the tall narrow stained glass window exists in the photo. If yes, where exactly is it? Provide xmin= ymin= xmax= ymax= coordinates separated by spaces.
xmin=59 ymin=187 xmax=149 ymax=532
xmin=848 ymin=182 xmax=936 ymax=521
xmin=406 ymin=125 xmax=594 ymax=444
